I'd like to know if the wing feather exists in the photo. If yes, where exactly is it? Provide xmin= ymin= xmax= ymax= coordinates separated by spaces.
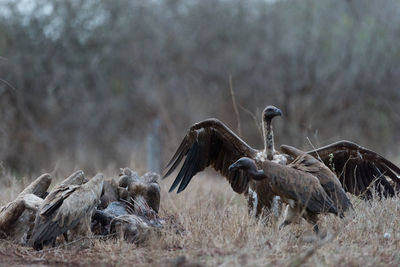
xmin=307 ymin=140 xmax=400 ymax=198
xmin=164 ymin=119 xmax=258 ymax=194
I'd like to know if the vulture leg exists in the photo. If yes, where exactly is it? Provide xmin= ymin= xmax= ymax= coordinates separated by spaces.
xmin=280 ymin=202 xmax=302 ymax=230
xmin=313 ymin=224 xmax=319 ymax=234
xmin=272 ymin=196 xmax=283 ymax=222
xmin=279 ymin=220 xmax=290 ymax=230
xmin=302 ymin=212 xmax=319 ymax=234
xmin=63 ymin=232 xmax=68 ymax=243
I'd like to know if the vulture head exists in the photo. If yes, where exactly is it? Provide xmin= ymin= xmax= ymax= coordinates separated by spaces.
xmin=118 ymin=168 xmax=161 ymax=214
xmin=263 ymin=105 xmax=282 ymax=121
xmin=229 ymin=157 xmax=266 ymax=181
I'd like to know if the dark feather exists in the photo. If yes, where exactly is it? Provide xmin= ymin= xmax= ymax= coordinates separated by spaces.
xmin=164 ymin=119 xmax=257 ymax=194
xmin=307 ymin=140 xmax=400 ymax=198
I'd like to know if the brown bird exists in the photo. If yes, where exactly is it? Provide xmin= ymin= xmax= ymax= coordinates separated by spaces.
xmin=30 ymin=172 xmax=103 ymax=250
xmin=229 ymin=156 xmax=338 ymax=233
xmin=119 ymin=168 xmax=161 ymax=214
xmin=280 ymin=145 xmax=353 ymax=216
xmin=164 ymin=106 xmax=284 ymax=219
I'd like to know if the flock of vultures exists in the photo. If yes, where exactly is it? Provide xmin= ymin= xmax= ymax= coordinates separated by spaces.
xmin=0 ymin=105 xmax=399 ymax=250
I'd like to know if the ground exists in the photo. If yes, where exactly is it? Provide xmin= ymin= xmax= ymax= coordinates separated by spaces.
xmin=0 ymin=171 xmax=399 ymax=267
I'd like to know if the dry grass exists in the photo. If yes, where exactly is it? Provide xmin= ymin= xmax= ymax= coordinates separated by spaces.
xmin=0 ymin=169 xmax=399 ymax=267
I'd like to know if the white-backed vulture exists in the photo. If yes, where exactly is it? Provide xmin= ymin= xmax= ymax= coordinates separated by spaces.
xmin=228 ymin=156 xmax=338 ymax=233
xmin=30 ymin=172 xmax=103 ymax=250
xmin=164 ymin=106 xmax=284 ymax=219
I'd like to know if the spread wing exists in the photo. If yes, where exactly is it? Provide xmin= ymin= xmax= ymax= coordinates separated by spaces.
xmin=30 ymin=174 xmax=104 ymax=249
xmin=307 ymin=140 xmax=400 ymax=198
xmin=164 ymin=118 xmax=258 ymax=194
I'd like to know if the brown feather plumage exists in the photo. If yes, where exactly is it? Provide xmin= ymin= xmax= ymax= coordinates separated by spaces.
xmin=164 ymin=118 xmax=258 ymax=194
xmin=281 ymin=145 xmax=352 ymax=216
xmin=30 ymin=173 xmax=103 ymax=250
xmin=306 ymin=140 xmax=400 ymax=198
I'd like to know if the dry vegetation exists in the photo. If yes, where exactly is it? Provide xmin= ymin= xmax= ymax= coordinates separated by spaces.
xmin=1 ymin=0 xmax=400 ymax=266
xmin=0 ymin=170 xmax=399 ymax=267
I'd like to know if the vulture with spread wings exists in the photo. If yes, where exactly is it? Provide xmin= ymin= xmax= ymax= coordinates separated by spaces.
xmin=164 ymin=106 xmax=288 ymax=219
xmin=30 ymin=172 xmax=103 ymax=250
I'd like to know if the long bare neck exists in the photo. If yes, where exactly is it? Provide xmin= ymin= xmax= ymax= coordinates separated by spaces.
xmin=263 ymin=119 xmax=274 ymax=160
xmin=252 ymin=160 xmax=287 ymax=181
xmin=247 ymin=167 xmax=267 ymax=181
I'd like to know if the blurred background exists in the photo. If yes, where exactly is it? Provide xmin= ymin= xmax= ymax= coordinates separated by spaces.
xmin=0 ymin=0 xmax=399 ymax=177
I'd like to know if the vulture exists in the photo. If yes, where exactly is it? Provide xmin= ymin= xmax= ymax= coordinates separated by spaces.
xmin=228 ymin=156 xmax=339 ymax=233
xmin=92 ymin=168 xmax=162 ymax=237
xmin=164 ymin=106 xmax=285 ymax=219
xmin=30 ymin=172 xmax=103 ymax=250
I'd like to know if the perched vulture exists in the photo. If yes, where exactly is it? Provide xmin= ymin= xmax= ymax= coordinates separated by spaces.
xmin=229 ymin=156 xmax=338 ymax=233
xmin=164 ymin=106 xmax=284 ymax=219
xmin=30 ymin=172 xmax=103 ymax=250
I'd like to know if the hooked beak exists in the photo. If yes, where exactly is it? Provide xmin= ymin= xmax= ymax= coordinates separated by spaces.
xmin=228 ymin=162 xmax=238 ymax=172
xmin=274 ymin=107 xmax=282 ymax=117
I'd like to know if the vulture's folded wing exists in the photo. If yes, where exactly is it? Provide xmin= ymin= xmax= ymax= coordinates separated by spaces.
xmin=31 ymin=174 xmax=103 ymax=249
xmin=281 ymin=144 xmax=352 ymax=215
xmin=40 ymin=186 xmax=80 ymax=218
xmin=164 ymin=118 xmax=258 ymax=194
